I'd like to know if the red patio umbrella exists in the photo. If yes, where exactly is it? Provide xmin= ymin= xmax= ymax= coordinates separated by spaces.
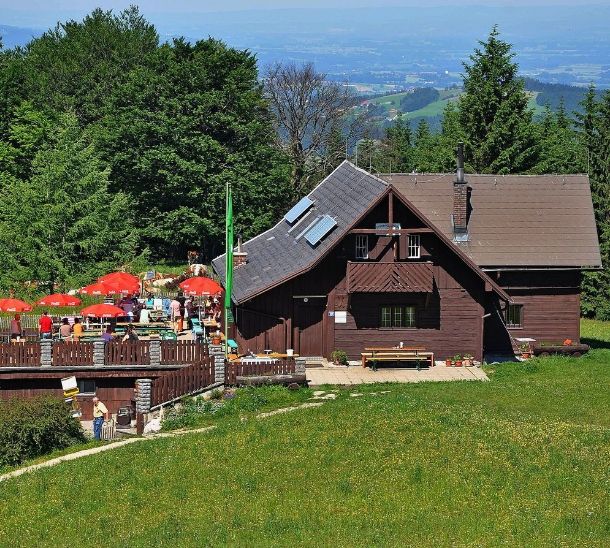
xmin=0 ymin=298 xmax=33 ymax=312
xmin=178 ymin=277 xmax=222 ymax=296
xmin=80 ymin=304 xmax=126 ymax=318
xmin=37 ymin=293 xmax=82 ymax=307
xmin=80 ymin=280 xmax=139 ymax=295
xmin=79 ymin=282 xmax=114 ymax=296
xmin=98 ymin=272 xmax=140 ymax=285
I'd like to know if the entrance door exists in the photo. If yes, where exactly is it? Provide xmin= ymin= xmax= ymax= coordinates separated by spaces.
xmin=294 ymin=298 xmax=327 ymax=356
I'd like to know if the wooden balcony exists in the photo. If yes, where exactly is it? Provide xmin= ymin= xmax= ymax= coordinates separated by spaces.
xmin=346 ymin=262 xmax=434 ymax=293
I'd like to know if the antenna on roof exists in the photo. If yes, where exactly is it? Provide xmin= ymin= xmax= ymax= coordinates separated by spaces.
xmin=456 ymin=141 xmax=465 ymax=184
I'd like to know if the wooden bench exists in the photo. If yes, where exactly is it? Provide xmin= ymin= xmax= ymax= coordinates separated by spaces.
xmin=361 ymin=347 xmax=434 ymax=370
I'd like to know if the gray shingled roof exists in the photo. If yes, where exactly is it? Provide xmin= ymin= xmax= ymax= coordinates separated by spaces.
xmin=214 ymin=163 xmax=602 ymax=305
xmin=213 ymin=161 xmax=388 ymax=304
xmin=386 ymin=174 xmax=602 ymax=268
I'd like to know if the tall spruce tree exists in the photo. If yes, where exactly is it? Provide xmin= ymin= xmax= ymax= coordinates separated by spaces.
xmin=532 ymin=101 xmax=586 ymax=175
xmin=458 ymin=26 xmax=537 ymax=174
xmin=0 ymin=112 xmax=141 ymax=290
xmin=413 ymin=119 xmax=438 ymax=172
xmin=579 ymin=88 xmax=610 ymax=319
xmin=380 ymin=115 xmax=413 ymax=173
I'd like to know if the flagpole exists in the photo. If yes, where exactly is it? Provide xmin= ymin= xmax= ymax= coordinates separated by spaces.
xmin=224 ymin=180 xmax=233 ymax=358
xmin=225 ymin=180 xmax=228 ymax=357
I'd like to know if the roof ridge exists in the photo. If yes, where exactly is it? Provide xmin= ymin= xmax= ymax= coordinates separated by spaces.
xmin=383 ymin=173 xmax=590 ymax=178
xmin=211 ymin=161 xmax=387 ymax=263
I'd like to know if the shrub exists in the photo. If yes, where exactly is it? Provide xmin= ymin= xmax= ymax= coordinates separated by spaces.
xmin=0 ymin=397 xmax=86 ymax=468
xmin=331 ymin=349 xmax=348 ymax=365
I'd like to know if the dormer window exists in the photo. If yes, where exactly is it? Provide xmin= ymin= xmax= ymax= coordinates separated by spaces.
xmin=408 ymin=234 xmax=421 ymax=258
xmin=355 ymin=235 xmax=369 ymax=259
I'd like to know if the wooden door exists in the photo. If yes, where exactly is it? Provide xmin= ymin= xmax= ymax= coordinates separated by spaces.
xmin=294 ymin=298 xmax=326 ymax=356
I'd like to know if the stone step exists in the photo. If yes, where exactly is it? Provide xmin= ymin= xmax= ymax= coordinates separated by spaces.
xmin=303 ymin=356 xmax=326 ymax=368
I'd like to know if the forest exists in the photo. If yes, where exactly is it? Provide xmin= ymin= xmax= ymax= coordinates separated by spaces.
xmin=0 ymin=10 xmax=608 ymax=319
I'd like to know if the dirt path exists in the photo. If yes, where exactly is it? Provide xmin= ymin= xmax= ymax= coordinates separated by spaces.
xmin=0 ymin=402 xmax=324 ymax=483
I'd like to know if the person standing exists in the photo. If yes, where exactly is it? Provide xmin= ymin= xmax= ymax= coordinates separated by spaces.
xmin=38 ymin=311 xmax=53 ymax=340
xmin=10 ymin=314 xmax=23 ymax=341
xmin=184 ymin=296 xmax=193 ymax=330
xmin=92 ymin=396 xmax=109 ymax=441
xmin=170 ymin=297 xmax=181 ymax=334
xmin=177 ymin=293 xmax=186 ymax=333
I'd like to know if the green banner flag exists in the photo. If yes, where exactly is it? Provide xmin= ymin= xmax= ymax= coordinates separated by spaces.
xmin=224 ymin=181 xmax=234 ymax=315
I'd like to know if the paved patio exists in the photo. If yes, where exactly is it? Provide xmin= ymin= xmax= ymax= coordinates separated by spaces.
xmin=306 ymin=364 xmax=488 ymax=385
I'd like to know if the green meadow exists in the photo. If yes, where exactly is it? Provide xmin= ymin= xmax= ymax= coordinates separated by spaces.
xmin=0 ymin=319 xmax=608 ymax=546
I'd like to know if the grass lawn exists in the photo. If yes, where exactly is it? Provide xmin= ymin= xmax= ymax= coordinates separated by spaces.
xmin=0 ymin=320 xmax=609 ymax=546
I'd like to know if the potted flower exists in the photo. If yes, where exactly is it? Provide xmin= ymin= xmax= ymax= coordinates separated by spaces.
xmin=519 ymin=343 xmax=531 ymax=359
xmin=331 ymin=349 xmax=348 ymax=366
xmin=453 ymin=354 xmax=463 ymax=367
xmin=445 ymin=357 xmax=452 ymax=367
xmin=463 ymin=354 xmax=473 ymax=367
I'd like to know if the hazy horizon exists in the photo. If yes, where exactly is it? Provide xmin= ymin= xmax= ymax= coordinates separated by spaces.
xmin=2 ymin=0 xmax=610 ymax=27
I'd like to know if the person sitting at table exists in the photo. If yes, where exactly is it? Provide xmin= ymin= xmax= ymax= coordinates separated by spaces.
xmin=59 ymin=317 xmax=72 ymax=341
xmin=72 ymin=317 xmax=83 ymax=341
xmin=122 ymin=324 xmax=139 ymax=342
xmin=10 ymin=314 xmax=23 ymax=341
xmin=101 ymin=326 xmax=115 ymax=342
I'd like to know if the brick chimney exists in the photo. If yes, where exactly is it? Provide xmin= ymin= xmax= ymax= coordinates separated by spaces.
xmin=233 ymin=233 xmax=248 ymax=268
xmin=453 ymin=142 xmax=468 ymax=237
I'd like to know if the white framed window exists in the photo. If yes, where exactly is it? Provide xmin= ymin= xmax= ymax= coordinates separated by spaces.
xmin=408 ymin=234 xmax=421 ymax=258
xmin=355 ymin=235 xmax=369 ymax=259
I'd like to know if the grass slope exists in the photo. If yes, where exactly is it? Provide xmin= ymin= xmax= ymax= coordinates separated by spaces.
xmin=366 ymin=88 xmax=544 ymax=123
xmin=0 ymin=320 xmax=609 ymax=546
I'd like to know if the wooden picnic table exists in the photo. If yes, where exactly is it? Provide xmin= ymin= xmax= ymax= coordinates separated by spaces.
xmin=361 ymin=346 xmax=434 ymax=370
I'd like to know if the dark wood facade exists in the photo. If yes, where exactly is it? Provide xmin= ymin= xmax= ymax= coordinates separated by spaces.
xmin=0 ymin=367 xmax=182 ymax=419
xmin=230 ymin=189 xmax=587 ymax=362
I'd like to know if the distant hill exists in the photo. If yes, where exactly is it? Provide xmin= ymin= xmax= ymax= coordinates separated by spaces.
xmin=358 ymin=79 xmax=600 ymax=133
xmin=524 ymin=78 xmax=602 ymax=114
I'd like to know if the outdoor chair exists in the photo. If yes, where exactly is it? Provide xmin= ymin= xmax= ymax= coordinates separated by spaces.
xmin=190 ymin=318 xmax=205 ymax=341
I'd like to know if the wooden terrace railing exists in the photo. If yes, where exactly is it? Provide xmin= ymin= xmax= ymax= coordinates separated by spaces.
xmin=52 ymin=341 xmax=95 ymax=366
xmin=151 ymin=357 xmax=215 ymax=408
xmin=0 ymin=343 xmax=41 ymax=367
xmin=0 ymin=341 xmax=210 ymax=368
xmin=104 ymin=341 xmax=151 ymax=366
xmin=224 ymin=359 xmax=296 ymax=385
xmin=161 ymin=340 xmax=208 ymax=365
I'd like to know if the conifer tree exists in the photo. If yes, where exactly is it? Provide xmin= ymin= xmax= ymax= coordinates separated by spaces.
xmin=381 ymin=115 xmax=413 ymax=173
xmin=413 ymin=119 xmax=437 ymax=172
xmin=458 ymin=26 xmax=537 ymax=174
xmin=0 ymin=112 xmax=141 ymax=290
xmin=579 ymin=87 xmax=610 ymax=319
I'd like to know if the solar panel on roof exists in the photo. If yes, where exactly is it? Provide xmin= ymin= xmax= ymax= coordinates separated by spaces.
xmin=284 ymin=196 xmax=314 ymax=224
xmin=304 ymin=215 xmax=337 ymax=246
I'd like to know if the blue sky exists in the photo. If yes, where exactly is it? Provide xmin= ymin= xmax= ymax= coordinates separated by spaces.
xmin=2 ymin=0 xmax=608 ymax=26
